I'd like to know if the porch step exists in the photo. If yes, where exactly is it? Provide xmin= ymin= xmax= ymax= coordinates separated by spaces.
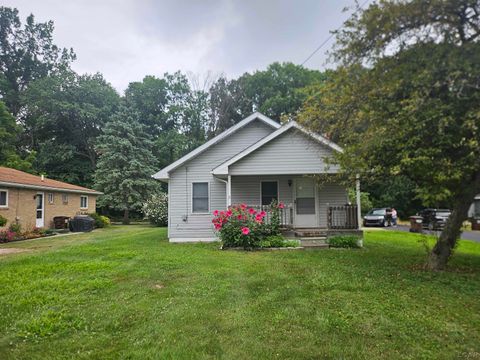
xmin=294 ymin=229 xmax=327 ymax=238
xmin=299 ymin=238 xmax=329 ymax=248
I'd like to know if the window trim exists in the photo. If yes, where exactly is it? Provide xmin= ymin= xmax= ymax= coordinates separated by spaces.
xmin=0 ymin=189 xmax=8 ymax=208
xmin=62 ymin=193 xmax=69 ymax=205
xmin=80 ymin=195 xmax=88 ymax=209
xmin=191 ymin=182 xmax=210 ymax=214
xmin=48 ymin=193 xmax=54 ymax=204
xmin=260 ymin=180 xmax=279 ymax=206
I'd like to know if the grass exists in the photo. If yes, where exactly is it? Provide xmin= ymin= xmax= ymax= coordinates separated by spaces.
xmin=0 ymin=226 xmax=479 ymax=359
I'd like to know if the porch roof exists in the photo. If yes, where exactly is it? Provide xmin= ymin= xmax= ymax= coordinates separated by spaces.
xmin=211 ymin=121 xmax=343 ymax=176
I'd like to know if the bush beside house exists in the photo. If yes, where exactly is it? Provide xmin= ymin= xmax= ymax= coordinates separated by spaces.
xmin=142 ymin=193 xmax=168 ymax=226
xmin=88 ymin=213 xmax=111 ymax=228
xmin=213 ymin=202 xmax=297 ymax=250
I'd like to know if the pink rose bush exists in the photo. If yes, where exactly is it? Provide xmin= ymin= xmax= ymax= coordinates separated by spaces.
xmin=212 ymin=200 xmax=284 ymax=249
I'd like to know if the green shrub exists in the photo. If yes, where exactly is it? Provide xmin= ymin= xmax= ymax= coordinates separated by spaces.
xmin=89 ymin=213 xmax=111 ymax=228
xmin=259 ymin=235 xmax=300 ymax=248
xmin=142 ymin=193 xmax=168 ymax=226
xmin=8 ymin=223 xmax=21 ymax=234
xmin=0 ymin=215 xmax=7 ymax=227
xmin=263 ymin=235 xmax=287 ymax=247
xmin=328 ymin=235 xmax=361 ymax=248
xmin=214 ymin=202 xmax=285 ymax=250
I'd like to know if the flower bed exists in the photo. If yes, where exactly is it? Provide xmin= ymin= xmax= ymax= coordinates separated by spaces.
xmin=0 ymin=225 xmax=56 ymax=243
xmin=212 ymin=201 xmax=296 ymax=250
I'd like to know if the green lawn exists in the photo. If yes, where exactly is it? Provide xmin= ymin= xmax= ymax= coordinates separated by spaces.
xmin=0 ymin=226 xmax=479 ymax=359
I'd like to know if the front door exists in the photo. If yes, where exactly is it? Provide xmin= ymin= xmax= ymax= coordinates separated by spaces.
xmin=294 ymin=178 xmax=317 ymax=228
xmin=36 ymin=192 xmax=44 ymax=228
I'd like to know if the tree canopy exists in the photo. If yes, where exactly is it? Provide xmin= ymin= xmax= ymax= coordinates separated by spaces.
xmin=298 ymin=0 xmax=480 ymax=270
xmin=0 ymin=7 xmax=75 ymax=117
xmin=94 ymin=107 xmax=159 ymax=224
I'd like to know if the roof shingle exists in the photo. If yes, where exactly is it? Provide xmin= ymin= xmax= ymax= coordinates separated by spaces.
xmin=0 ymin=167 xmax=100 ymax=194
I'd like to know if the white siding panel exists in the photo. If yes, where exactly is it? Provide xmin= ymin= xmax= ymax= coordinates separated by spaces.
xmin=231 ymin=175 xmax=293 ymax=206
xmin=168 ymin=120 xmax=275 ymax=239
xmin=317 ymin=184 xmax=349 ymax=227
xmin=231 ymin=175 xmax=348 ymax=228
xmin=230 ymin=128 xmax=341 ymax=175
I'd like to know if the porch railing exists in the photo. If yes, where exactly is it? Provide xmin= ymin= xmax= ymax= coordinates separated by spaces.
xmin=327 ymin=205 xmax=359 ymax=229
xmin=248 ymin=204 xmax=293 ymax=228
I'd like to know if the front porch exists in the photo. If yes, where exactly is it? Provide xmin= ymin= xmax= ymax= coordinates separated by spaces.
xmin=218 ymin=174 xmax=362 ymax=232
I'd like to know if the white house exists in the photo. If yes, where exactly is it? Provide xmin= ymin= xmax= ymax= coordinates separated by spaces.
xmin=153 ymin=112 xmax=361 ymax=242
xmin=469 ymin=195 xmax=480 ymax=218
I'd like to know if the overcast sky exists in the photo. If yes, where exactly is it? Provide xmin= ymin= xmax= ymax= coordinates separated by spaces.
xmin=4 ymin=0 xmax=357 ymax=92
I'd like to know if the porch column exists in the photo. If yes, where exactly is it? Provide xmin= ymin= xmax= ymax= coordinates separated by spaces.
xmin=356 ymin=174 xmax=361 ymax=229
xmin=227 ymin=175 xmax=232 ymax=207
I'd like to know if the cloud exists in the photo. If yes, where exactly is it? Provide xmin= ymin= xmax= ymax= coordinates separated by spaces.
xmin=3 ymin=0 xmax=354 ymax=92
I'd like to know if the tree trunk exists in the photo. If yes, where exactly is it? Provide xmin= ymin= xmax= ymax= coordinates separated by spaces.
xmin=123 ymin=208 xmax=130 ymax=225
xmin=427 ymin=174 xmax=480 ymax=271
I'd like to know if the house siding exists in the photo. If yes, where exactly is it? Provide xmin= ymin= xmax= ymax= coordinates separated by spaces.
xmin=230 ymin=175 xmax=348 ymax=227
xmin=168 ymin=120 xmax=276 ymax=239
xmin=229 ymin=128 xmax=341 ymax=175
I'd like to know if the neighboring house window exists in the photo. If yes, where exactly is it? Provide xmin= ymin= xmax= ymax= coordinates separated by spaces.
xmin=62 ymin=194 xmax=69 ymax=204
xmin=0 ymin=189 xmax=8 ymax=208
xmin=192 ymin=182 xmax=209 ymax=213
xmin=48 ymin=193 xmax=54 ymax=204
xmin=261 ymin=181 xmax=278 ymax=206
xmin=80 ymin=195 xmax=88 ymax=209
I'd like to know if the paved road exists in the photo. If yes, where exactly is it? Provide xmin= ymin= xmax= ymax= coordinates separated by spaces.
xmin=378 ymin=225 xmax=480 ymax=243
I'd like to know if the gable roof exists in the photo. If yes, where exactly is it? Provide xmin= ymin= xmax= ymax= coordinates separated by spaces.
xmin=0 ymin=167 xmax=102 ymax=195
xmin=212 ymin=121 xmax=343 ymax=176
xmin=153 ymin=112 xmax=280 ymax=180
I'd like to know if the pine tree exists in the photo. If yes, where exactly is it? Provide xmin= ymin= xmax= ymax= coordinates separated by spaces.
xmin=94 ymin=107 xmax=159 ymax=224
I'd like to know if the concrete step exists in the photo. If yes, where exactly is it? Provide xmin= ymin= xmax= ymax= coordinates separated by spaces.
xmin=300 ymin=239 xmax=329 ymax=248
xmin=294 ymin=231 xmax=328 ymax=238
xmin=299 ymin=236 xmax=326 ymax=241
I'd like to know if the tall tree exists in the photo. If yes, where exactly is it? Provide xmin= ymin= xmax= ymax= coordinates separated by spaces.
xmin=94 ymin=107 xmax=159 ymax=224
xmin=0 ymin=100 xmax=35 ymax=172
xmin=298 ymin=0 xmax=480 ymax=270
xmin=23 ymin=70 xmax=120 ymax=186
xmin=125 ymin=72 xmax=208 ymax=168
xmin=208 ymin=63 xmax=326 ymax=135
xmin=0 ymin=7 xmax=75 ymax=117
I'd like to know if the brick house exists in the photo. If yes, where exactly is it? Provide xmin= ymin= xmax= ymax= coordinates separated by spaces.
xmin=0 ymin=167 xmax=101 ymax=230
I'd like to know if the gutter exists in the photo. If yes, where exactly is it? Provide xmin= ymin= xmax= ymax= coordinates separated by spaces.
xmin=0 ymin=181 xmax=103 ymax=195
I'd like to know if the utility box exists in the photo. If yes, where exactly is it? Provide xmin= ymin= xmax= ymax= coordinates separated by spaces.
xmin=409 ymin=216 xmax=423 ymax=233
xmin=69 ymin=215 xmax=94 ymax=232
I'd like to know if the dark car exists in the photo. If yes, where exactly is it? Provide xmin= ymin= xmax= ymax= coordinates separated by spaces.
xmin=363 ymin=208 xmax=391 ymax=227
xmin=418 ymin=208 xmax=451 ymax=230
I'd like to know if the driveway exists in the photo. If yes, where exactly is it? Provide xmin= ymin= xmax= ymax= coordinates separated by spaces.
xmin=377 ymin=224 xmax=480 ymax=243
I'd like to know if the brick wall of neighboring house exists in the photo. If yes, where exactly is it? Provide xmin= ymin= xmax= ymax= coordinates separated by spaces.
xmin=0 ymin=187 xmax=97 ymax=231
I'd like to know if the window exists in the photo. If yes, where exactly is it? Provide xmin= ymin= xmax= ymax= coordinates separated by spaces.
xmin=62 ymin=194 xmax=69 ymax=204
xmin=48 ymin=193 xmax=54 ymax=204
xmin=192 ymin=182 xmax=209 ymax=213
xmin=0 ymin=189 xmax=8 ymax=208
xmin=80 ymin=195 xmax=88 ymax=209
xmin=261 ymin=181 xmax=278 ymax=206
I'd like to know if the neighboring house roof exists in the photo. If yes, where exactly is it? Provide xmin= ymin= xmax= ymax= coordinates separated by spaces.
xmin=152 ymin=112 xmax=281 ymax=180
xmin=0 ymin=167 xmax=102 ymax=195
xmin=211 ymin=121 xmax=343 ymax=176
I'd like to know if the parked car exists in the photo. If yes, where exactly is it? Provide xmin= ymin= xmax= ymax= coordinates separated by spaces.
xmin=363 ymin=208 xmax=391 ymax=227
xmin=417 ymin=208 xmax=451 ymax=230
